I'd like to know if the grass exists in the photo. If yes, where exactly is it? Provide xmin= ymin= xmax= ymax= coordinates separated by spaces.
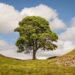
xmin=0 ymin=50 xmax=75 ymax=75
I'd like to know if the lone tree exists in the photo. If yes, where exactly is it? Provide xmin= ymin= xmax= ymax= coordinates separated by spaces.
xmin=14 ymin=16 xmax=58 ymax=60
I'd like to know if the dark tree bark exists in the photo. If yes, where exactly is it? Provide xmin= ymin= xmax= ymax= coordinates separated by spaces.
xmin=32 ymin=40 xmax=37 ymax=60
xmin=33 ymin=50 xmax=37 ymax=60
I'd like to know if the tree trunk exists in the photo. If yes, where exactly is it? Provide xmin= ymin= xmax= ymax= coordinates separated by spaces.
xmin=33 ymin=50 xmax=37 ymax=60
xmin=32 ymin=39 xmax=37 ymax=60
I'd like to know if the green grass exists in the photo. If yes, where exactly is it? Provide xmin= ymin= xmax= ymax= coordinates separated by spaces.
xmin=0 ymin=50 xmax=75 ymax=75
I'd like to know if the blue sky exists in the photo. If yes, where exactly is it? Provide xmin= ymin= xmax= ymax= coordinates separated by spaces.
xmin=0 ymin=0 xmax=75 ymax=44
xmin=0 ymin=0 xmax=75 ymax=59
xmin=0 ymin=0 xmax=75 ymax=23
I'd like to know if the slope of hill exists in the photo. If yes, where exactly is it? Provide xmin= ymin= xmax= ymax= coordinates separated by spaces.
xmin=0 ymin=50 xmax=75 ymax=75
xmin=56 ymin=49 xmax=75 ymax=67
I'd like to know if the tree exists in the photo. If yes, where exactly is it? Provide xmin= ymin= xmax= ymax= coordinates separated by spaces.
xmin=14 ymin=16 xmax=58 ymax=60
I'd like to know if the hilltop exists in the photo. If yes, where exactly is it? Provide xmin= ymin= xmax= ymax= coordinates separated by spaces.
xmin=0 ymin=49 xmax=75 ymax=75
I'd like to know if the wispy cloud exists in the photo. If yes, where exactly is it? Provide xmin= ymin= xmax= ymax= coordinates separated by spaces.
xmin=0 ymin=3 xmax=21 ymax=33
xmin=60 ymin=17 xmax=75 ymax=41
xmin=0 ymin=3 xmax=66 ymax=34
xmin=21 ymin=4 xmax=66 ymax=31
xmin=0 ymin=3 xmax=75 ymax=60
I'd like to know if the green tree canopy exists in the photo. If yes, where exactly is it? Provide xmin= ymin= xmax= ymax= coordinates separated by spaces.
xmin=14 ymin=16 xmax=58 ymax=60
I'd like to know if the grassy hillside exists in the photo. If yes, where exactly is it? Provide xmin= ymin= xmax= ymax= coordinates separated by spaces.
xmin=0 ymin=50 xmax=75 ymax=75
xmin=56 ymin=49 xmax=75 ymax=66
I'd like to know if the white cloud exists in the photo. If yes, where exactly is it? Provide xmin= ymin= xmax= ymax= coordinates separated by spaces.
xmin=0 ymin=3 xmax=75 ymax=60
xmin=21 ymin=4 xmax=58 ymax=20
xmin=50 ymin=17 xmax=66 ymax=30
xmin=57 ymin=17 xmax=75 ymax=56
xmin=0 ymin=40 xmax=16 ymax=51
xmin=0 ymin=39 xmax=75 ymax=60
xmin=0 ymin=3 xmax=21 ymax=33
xmin=60 ymin=27 xmax=75 ymax=41
xmin=0 ymin=40 xmax=53 ymax=60
xmin=53 ymin=40 xmax=75 ymax=56
xmin=0 ymin=40 xmax=32 ymax=60
xmin=71 ymin=17 xmax=75 ymax=27
xmin=21 ymin=4 xmax=66 ymax=31
xmin=60 ymin=17 xmax=75 ymax=41
xmin=0 ymin=40 xmax=8 ymax=46
xmin=0 ymin=3 xmax=66 ymax=34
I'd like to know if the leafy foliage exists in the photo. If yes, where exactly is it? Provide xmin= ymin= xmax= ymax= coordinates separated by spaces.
xmin=14 ymin=16 xmax=58 ymax=59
